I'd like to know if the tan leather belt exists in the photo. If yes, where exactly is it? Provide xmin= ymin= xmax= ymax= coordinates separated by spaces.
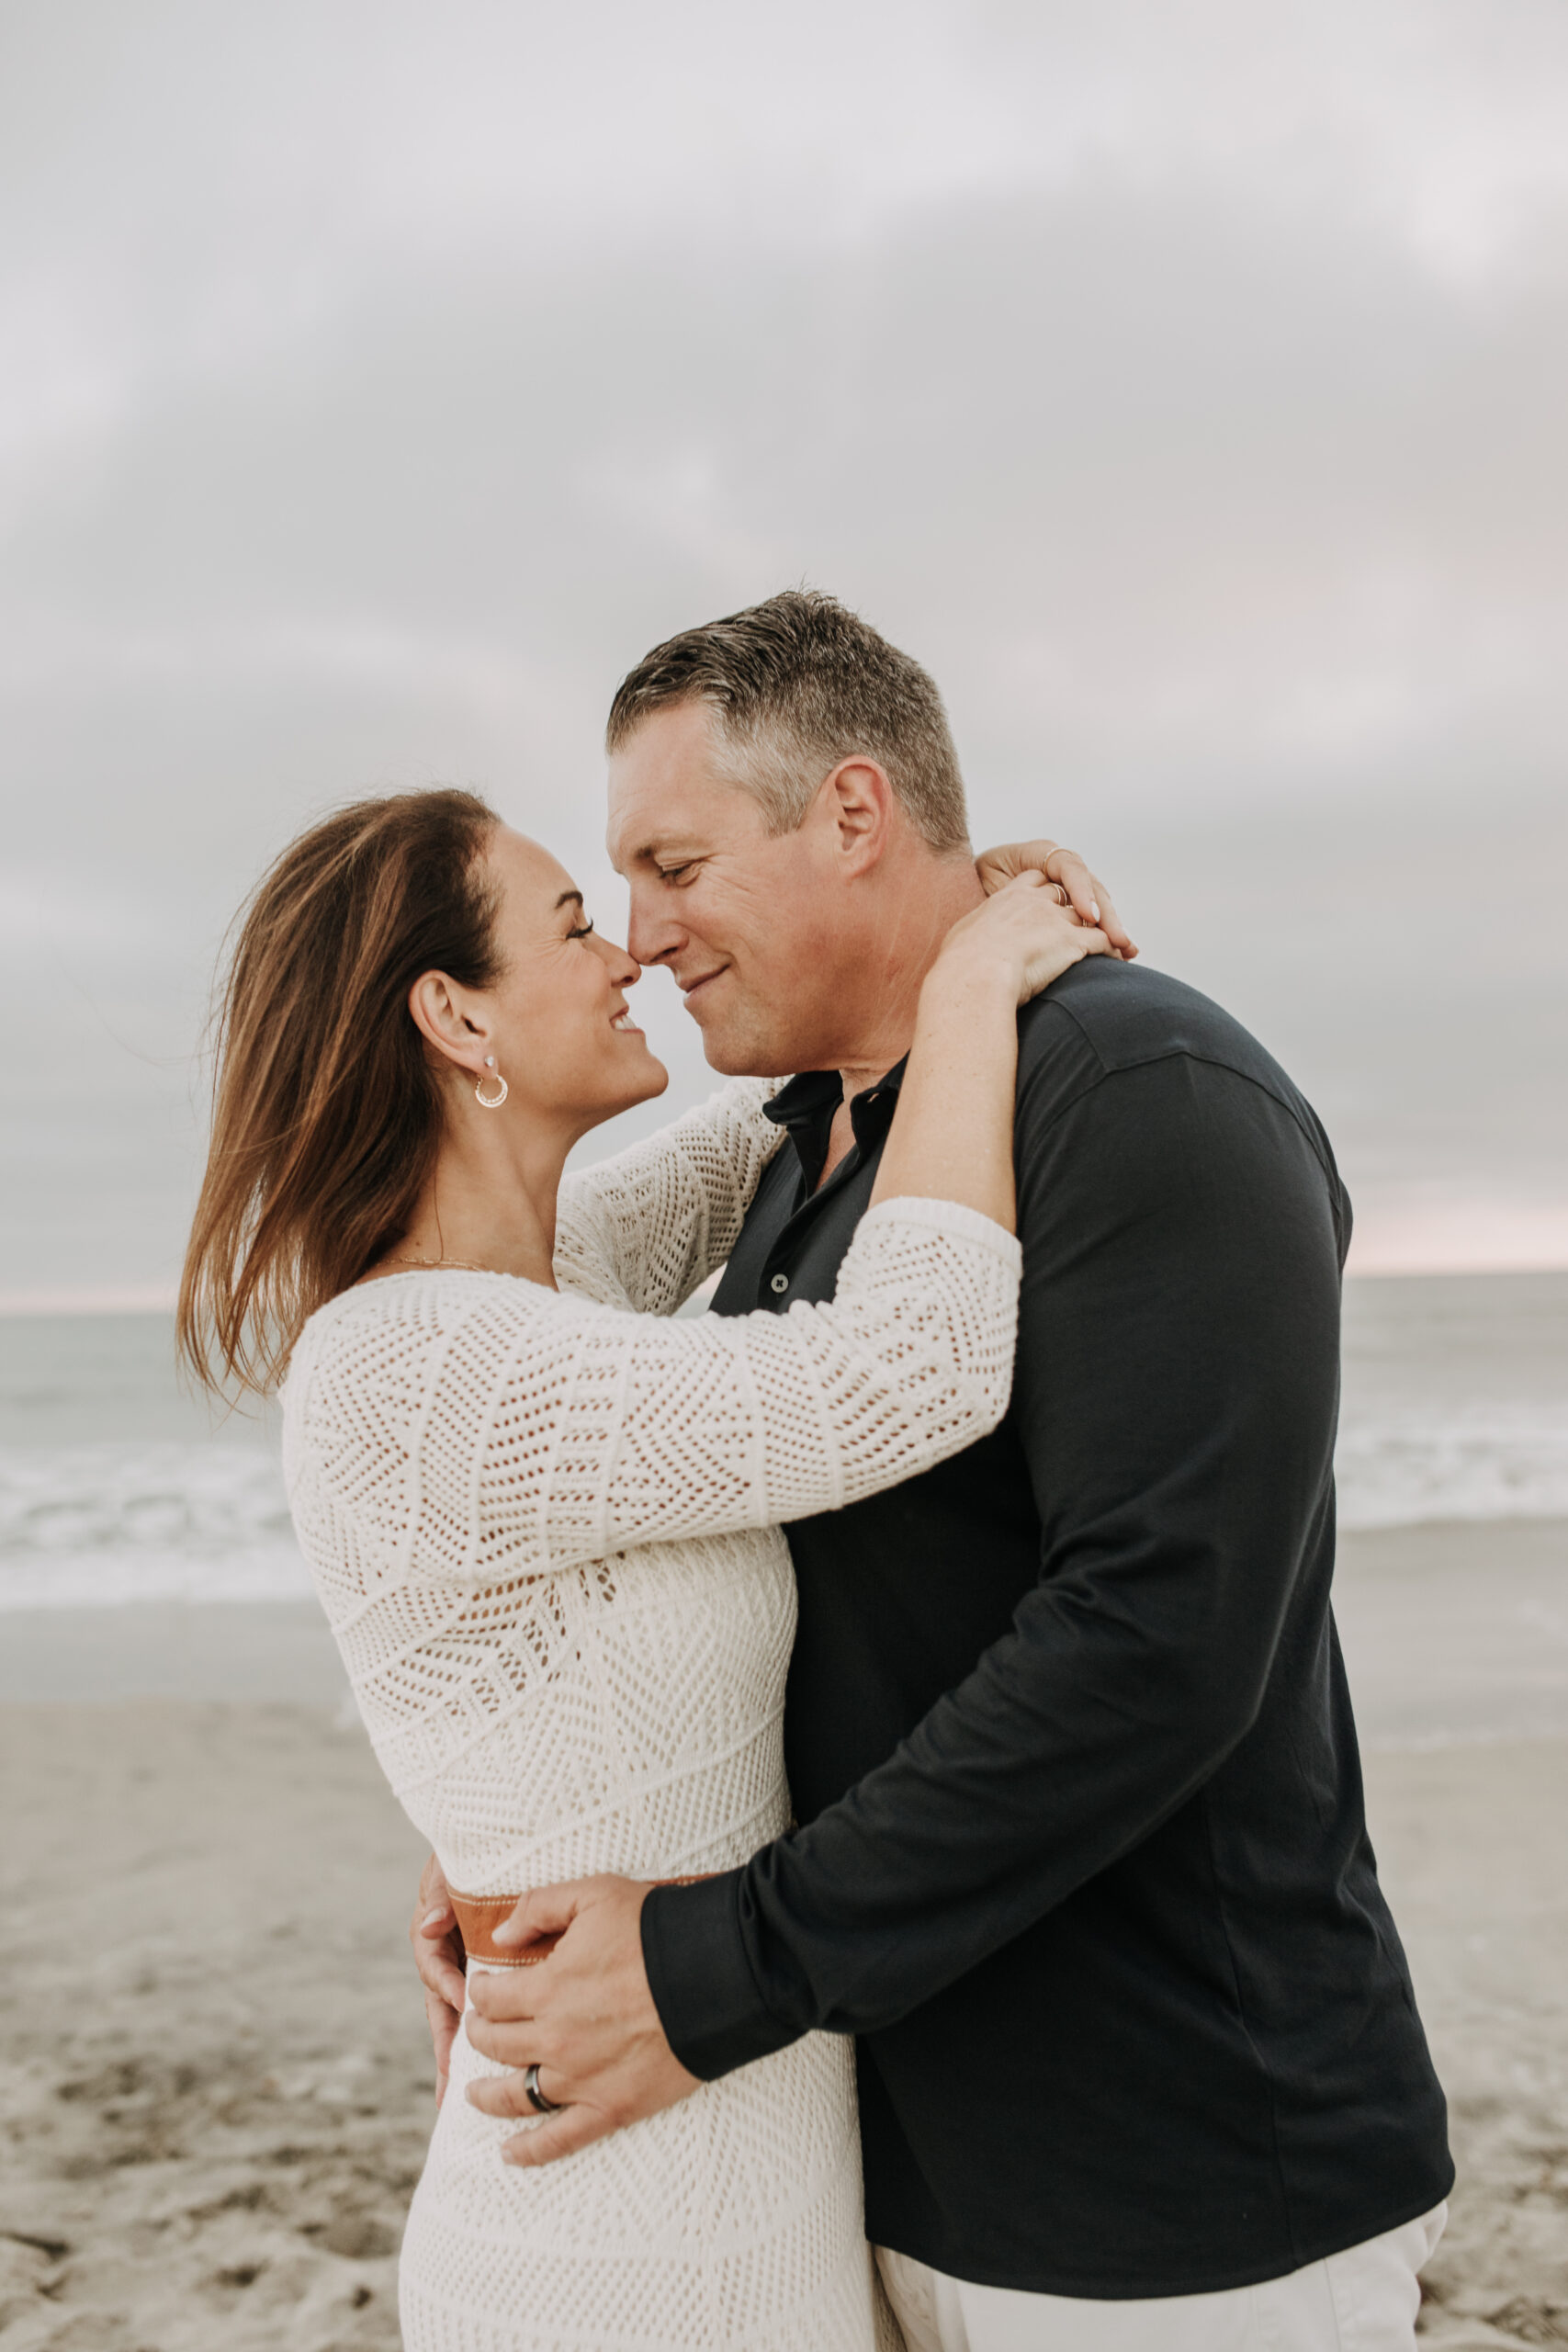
xmin=450 ymin=1877 xmax=711 ymax=1970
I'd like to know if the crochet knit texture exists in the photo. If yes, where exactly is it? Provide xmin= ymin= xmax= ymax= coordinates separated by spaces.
xmin=282 ymin=1080 xmax=1022 ymax=2351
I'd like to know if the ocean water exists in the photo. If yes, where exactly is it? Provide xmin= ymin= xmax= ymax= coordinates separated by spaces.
xmin=1337 ymin=1271 xmax=1568 ymax=1529
xmin=0 ymin=1314 xmax=305 ymax=1610
xmin=1 ymin=1273 xmax=1566 ymax=1612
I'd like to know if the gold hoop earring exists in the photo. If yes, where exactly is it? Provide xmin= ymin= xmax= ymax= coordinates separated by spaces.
xmin=475 ymin=1055 xmax=508 ymax=1110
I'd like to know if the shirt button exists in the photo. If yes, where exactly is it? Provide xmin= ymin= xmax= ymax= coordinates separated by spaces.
xmin=769 ymin=1272 xmax=790 ymax=1295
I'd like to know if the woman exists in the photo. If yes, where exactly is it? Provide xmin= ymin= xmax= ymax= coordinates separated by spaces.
xmin=179 ymin=788 xmax=1111 ymax=2352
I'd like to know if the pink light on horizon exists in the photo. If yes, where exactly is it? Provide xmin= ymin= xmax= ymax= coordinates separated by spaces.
xmin=1344 ymin=1191 xmax=1568 ymax=1277
xmin=0 ymin=1285 xmax=179 ymax=1317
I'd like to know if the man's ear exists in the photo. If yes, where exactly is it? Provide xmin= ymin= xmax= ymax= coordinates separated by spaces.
xmin=408 ymin=970 xmax=488 ymax=1076
xmin=819 ymin=758 xmax=897 ymax=876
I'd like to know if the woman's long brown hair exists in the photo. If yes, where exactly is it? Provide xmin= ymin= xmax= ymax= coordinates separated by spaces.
xmin=178 ymin=788 xmax=501 ymax=1397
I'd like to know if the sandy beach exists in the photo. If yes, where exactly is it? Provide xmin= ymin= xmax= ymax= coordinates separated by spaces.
xmin=0 ymin=1695 xmax=429 ymax=2351
xmin=2 ymin=1519 xmax=1565 ymax=2350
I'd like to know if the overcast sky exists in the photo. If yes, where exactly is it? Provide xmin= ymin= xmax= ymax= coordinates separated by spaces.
xmin=2 ymin=0 xmax=1565 ymax=1305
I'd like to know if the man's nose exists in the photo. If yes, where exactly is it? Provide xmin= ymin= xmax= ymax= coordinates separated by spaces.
xmin=626 ymin=883 xmax=684 ymax=969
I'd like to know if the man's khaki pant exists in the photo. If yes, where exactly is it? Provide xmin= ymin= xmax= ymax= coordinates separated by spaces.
xmin=877 ymin=2203 xmax=1447 ymax=2352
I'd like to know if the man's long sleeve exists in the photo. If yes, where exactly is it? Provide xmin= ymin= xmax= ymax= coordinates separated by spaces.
xmin=642 ymin=1046 xmax=1348 ymax=2074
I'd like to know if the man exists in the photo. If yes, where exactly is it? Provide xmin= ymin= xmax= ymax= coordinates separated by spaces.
xmin=417 ymin=591 xmax=1451 ymax=2348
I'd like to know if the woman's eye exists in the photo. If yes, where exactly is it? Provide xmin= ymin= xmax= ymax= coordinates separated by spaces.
xmin=567 ymin=919 xmax=595 ymax=941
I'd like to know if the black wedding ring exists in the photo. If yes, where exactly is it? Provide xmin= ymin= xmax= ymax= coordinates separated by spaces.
xmin=523 ymin=2062 xmax=565 ymax=2115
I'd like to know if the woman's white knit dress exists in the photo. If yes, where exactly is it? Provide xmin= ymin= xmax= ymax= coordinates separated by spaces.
xmin=281 ymin=1080 xmax=1021 ymax=2352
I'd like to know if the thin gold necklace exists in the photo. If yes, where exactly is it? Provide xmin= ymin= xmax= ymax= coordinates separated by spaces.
xmin=384 ymin=1252 xmax=497 ymax=1275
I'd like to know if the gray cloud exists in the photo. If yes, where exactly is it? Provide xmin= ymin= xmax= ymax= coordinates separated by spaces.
xmin=2 ymin=0 xmax=1564 ymax=1294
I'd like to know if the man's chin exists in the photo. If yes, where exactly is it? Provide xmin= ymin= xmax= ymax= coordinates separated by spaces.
xmin=701 ymin=1044 xmax=756 ymax=1077
xmin=695 ymin=1028 xmax=799 ymax=1081
xmin=684 ymin=991 xmax=802 ymax=1080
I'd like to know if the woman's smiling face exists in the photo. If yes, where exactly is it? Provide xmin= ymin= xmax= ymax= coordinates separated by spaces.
xmin=470 ymin=825 xmax=669 ymax=1131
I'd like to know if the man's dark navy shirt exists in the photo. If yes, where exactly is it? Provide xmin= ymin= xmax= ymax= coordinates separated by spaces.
xmin=641 ymin=957 xmax=1451 ymax=2297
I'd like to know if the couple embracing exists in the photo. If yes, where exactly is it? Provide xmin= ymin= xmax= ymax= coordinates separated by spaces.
xmin=181 ymin=592 xmax=1451 ymax=2351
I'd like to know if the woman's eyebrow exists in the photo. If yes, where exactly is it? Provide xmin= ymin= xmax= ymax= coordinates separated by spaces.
xmin=555 ymin=889 xmax=584 ymax=912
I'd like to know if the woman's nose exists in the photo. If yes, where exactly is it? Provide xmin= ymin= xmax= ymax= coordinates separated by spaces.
xmin=593 ymin=931 xmax=641 ymax=986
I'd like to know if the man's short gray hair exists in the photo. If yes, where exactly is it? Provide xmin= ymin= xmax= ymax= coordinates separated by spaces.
xmin=605 ymin=589 xmax=970 ymax=854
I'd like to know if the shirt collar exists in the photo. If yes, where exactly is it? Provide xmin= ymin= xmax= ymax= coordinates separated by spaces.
xmin=764 ymin=1057 xmax=909 ymax=1127
xmin=763 ymin=1057 xmax=910 ymax=1189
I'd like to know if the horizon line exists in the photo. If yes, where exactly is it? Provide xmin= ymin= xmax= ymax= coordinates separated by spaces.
xmin=6 ymin=1258 xmax=1568 ymax=1317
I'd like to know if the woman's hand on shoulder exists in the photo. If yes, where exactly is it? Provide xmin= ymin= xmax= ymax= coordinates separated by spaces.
xmin=931 ymin=870 xmax=1115 ymax=1008
xmin=976 ymin=838 xmax=1136 ymax=959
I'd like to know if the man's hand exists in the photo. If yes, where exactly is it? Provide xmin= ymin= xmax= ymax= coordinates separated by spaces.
xmin=409 ymin=1851 xmax=467 ymax=2109
xmin=463 ymin=1875 xmax=701 ymax=2166
xmin=976 ymin=839 xmax=1137 ymax=959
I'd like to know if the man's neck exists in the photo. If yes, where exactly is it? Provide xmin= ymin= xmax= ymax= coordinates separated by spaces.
xmin=806 ymin=852 xmax=985 ymax=1193
xmin=833 ymin=853 xmax=985 ymax=1104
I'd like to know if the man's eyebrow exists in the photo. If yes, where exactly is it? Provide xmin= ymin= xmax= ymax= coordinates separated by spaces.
xmin=554 ymin=889 xmax=584 ymax=910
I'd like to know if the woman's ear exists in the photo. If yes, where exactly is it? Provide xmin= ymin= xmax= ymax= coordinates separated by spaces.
xmin=408 ymin=970 xmax=488 ymax=1074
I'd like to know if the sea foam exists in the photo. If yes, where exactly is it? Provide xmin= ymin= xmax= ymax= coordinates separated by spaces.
xmin=0 ymin=1442 xmax=310 ymax=1607
xmin=2 ymin=1412 xmax=1566 ymax=1609
xmin=2 ymin=1271 xmax=1565 ymax=1608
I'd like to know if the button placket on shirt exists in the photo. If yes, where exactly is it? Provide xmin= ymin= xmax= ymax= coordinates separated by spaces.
xmin=752 ymin=1059 xmax=907 ymax=1313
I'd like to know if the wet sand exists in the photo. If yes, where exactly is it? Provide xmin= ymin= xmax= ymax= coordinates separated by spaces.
xmin=1 ymin=1518 xmax=1565 ymax=2348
